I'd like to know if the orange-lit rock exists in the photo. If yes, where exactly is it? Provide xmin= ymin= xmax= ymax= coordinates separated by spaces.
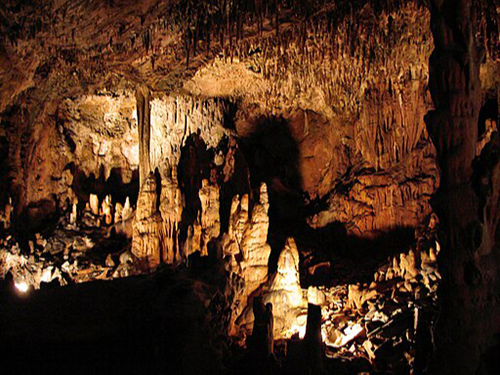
xmin=159 ymin=168 xmax=183 ymax=264
xmin=262 ymin=237 xmax=307 ymax=339
xmin=198 ymin=179 xmax=220 ymax=257
xmin=223 ymin=183 xmax=272 ymax=335
xmin=131 ymin=172 xmax=162 ymax=268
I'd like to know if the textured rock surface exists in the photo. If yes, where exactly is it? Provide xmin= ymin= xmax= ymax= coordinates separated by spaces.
xmin=131 ymin=172 xmax=162 ymax=268
xmin=159 ymin=168 xmax=183 ymax=264
xmin=198 ymin=179 xmax=220 ymax=257
xmin=424 ymin=1 xmax=500 ymax=373
xmin=262 ymin=237 xmax=307 ymax=339
xmin=222 ymin=183 xmax=272 ymax=334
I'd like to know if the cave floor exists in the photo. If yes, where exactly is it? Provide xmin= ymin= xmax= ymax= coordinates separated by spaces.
xmin=0 ymin=267 xmax=226 ymax=375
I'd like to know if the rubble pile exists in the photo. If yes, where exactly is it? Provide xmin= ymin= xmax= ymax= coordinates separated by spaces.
xmin=317 ymin=233 xmax=441 ymax=372
xmin=0 ymin=192 xmax=141 ymax=290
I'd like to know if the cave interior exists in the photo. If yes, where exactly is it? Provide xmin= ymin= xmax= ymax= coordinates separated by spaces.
xmin=0 ymin=0 xmax=499 ymax=374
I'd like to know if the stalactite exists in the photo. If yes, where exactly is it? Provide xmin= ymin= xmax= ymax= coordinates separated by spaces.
xmin=135 ymin=89 xmax=151 ymax=188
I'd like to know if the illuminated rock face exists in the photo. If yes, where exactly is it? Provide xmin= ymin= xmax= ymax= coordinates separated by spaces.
xmin=132 ymin=168 xmax=185 ymax=267
xmin=222 ymin=183 xmax=272 ymax=334
xmin=159 ymin=168 xmax=183 ymax=264
xmin=131 ymin=172 xmax=162 ymax=268
xmin=262 ymin=237 xmax=307 ymax=339
xmin=198 ymin=179 xmax=220 ymax=257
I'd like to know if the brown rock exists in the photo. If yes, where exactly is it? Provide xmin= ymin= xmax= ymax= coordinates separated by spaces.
xmin=131 ymin=172 xmax=162 ymax=268
xmin=198 ymin=179 xmax=220 ymax=257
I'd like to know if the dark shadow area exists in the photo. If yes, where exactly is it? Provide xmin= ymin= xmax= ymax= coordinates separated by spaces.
xmin=236 ymin=114 xmax=418 ymax=285
xmin=477 ymin=334 xmax=500 ymax=375
xmin=177 ymin=132 xmax=212 ymax=228
xmin=478 ymin=95 xmax=498 ymax=137
xmin=16 ymin=197 xmax=60 ymax=237
xmin=236 ymin=114 xmax=305 ymax=273
xmin=0 ymin=269 xmax=226 ymax=375
xmin=71 ymin=164 xmax=140 ymax=206
xmin=0 ymin=134 xmax=9 ymax=206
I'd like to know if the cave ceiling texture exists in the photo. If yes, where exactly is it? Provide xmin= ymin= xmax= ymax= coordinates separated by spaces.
xmin=0 ymin=0 xmax=499 ymax=374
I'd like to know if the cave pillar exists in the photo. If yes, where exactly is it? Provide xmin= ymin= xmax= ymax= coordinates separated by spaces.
xmin=135 ymin=88 xmax=151 ymax=188
xmin=425 ymin=0 xmax=499 ymax=372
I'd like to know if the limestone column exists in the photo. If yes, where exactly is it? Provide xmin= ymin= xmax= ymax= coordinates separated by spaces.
xmin=136 ymin=88 xmax=151 ymax=188
xmin=424 ymin=0 xmax=499 ymax=372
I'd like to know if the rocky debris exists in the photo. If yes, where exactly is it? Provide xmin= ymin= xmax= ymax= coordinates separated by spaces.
xmin=0 ymin=199 xmax=141 ymax=289
xmin=198 ymin=179 xmax=221 ymax=257
xmin=112 ymin=250 xmax=140 ymax=279
xmin=222 ymin=183 xmax=272 ymax=335
xmin=316 ymin=230 xmax=440 ymax=372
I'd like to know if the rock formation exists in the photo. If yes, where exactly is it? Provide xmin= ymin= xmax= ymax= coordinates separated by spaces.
xmin=0 ymin=0 xmax=498 ymax=372
xmin=424 ymin=0 xmax=500 ymax=372
xmin=222 ymin=183 xmax=272 ymax=335
xmin=159 ymin=168 xmax=183 ymax=264
xmin=262 ymin=237 xmax=307 ymax=339
xmin=198 ymin=179 xmax=220 ymax=257
xmin=131 ymin=172 xmax=162 ymax=268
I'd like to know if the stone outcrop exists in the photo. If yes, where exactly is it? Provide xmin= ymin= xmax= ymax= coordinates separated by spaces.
xmin=308 ymin=145 xmax=439 ymax=237
xmin=149 ymin=96 xmax=229 ymax=172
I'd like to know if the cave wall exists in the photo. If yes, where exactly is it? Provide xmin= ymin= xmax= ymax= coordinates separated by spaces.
xmin=185 ymin=1 xmax=439 ymax=238
xmin=0 ymin=0 xmax=438 ymax=240
xmin=0 ymin=0 xmax=495 ymax=245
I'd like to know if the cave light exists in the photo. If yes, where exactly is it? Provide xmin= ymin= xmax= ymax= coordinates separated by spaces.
xmin=14 ymin=281 xmax=29 ymax=293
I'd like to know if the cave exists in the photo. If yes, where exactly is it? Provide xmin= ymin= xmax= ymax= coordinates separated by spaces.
xmin=0 ymin=1 xmax=499 ymax=374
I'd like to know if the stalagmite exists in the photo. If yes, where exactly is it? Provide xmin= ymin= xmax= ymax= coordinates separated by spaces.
xmin=131 ymin=172 xmax=162 ymax=268
xmin=114 ymin=202 xmax=123 ymax=223
xmin=101 ymin=195 xmax=113 ymax=225
xmin=261 ymin=237 xmax=307 ymax=339
xmin=198 ymin=179 xmax=220 ymax=257
xmin=159 ymin=168 xmax=183 ymax=264
xmin=222 ymin=183 xmax=272 ymax=335
xmin=89 ymin=194 xmax=99 ymax=216
xmin=184 ymin=220 xmax=202 ymax=260
xmin=122 ymin=197 xmax=133 ymax=221
xmin=5 ymin=197 xmax=12 ymax=229
xmin=69 ymin=199 xmax=78 ymax=225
